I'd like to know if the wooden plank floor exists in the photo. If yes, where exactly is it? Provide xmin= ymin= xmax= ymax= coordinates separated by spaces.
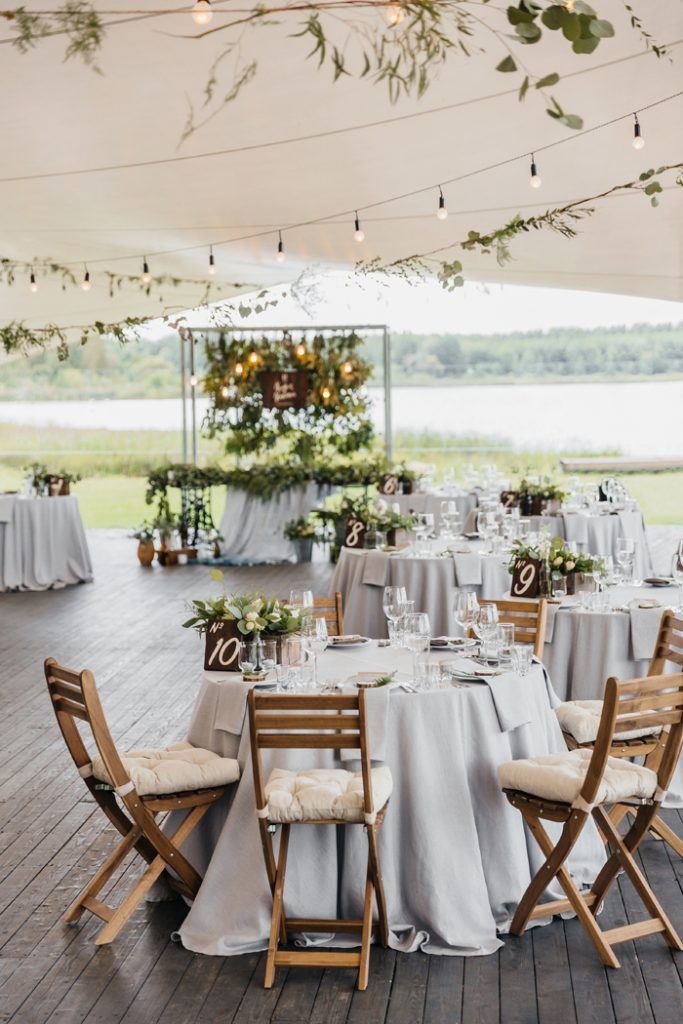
xmin=1 ymin=531 xmax=682 ymax=1024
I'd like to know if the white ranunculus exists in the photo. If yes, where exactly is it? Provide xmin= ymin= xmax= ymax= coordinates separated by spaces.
xmin=566 ymin=561 xmax=575 ymax=572
xmin=553 ymin=556 xmax=563 ymax=567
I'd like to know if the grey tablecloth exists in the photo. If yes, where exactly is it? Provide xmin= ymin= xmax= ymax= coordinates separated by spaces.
xmin=218 ymin=483 xmax=333 ymax=564
xmin=331 ymin=544 xmax=510 ymax=637
xmin=530 ymin=508 xmax=652 ymax=578
xmin=393 ymin=491 xmax=478 ymax=524
xmin=0 ymin=495 xmax=93 ymax=592
xmin=177 ymin=645 xmax=605 ymax=957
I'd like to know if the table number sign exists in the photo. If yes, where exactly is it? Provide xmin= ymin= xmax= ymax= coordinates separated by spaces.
xmin=500 ymin=490 xmax=518 ymax=509
xmin=204 ymin=620 xmax=241 ymax=672
xmin=378 ymin=473 xmax=400 ymax=496
xmin=344 ymin=518 xmax=366 ymax=549
xmin=261 ymin=370 xmax=309 ymax=409
xmin=511 ymin=557 xmax=541 ymax=598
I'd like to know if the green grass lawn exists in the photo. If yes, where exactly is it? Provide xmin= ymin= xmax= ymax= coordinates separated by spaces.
xmin=1 ymin=424 xmax=681 ymax=527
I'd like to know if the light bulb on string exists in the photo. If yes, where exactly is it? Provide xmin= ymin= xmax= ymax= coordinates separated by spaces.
xmin=208 ymin=246 xmax=216 ymax=276
xmin=221 ymin=384 xmax=229 ymax=399
xmin=276 ymin=231 xmax=285 ymax=264
xmin=29 ymin=269 xmax=38 ymax=293
xmin=235 ymin=362 xmax=244 ymax=376
xmin=342 ymin=360 xmax=353 ymax=376
xmin=141 ymin=258 xmax=151 ymax=284
xmin=354 ymin=212 xmax=365 ymax=242
xmin=529 ymin=154 xmax=542 ymax=189
xmin=190 ymin=373 xmax=198 ymax=387
xmin=295 ymin=341 xmax=306 ymax=358
xmin=248 ymin=350 xmax=259 ymax=365
xmin=387 ymin=3 xmax=404 ymax=26
xmin=321 ymin=385 xmax=331 ymax=400
xmin=192 ymin=1 xmax=212 ymax=26
xmin=437 ymin=187 xmax=448 ymax=220
xmin=632 ymin=113 xmax=645 ymax=150
xmin=81 ymin=265 xmax=91 ymax=291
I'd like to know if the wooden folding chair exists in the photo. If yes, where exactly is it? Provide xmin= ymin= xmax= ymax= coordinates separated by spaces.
xmin=500 ymin=669 xmax=683 ymax=967
xmin=248 ymin=689 xmax=391 ymax=990
xmin=313 ymin=592 xmax=344 ymax=636
xmin=480 ymin=598 xmax=547 ymax=659
xmin=558 ymin=610 xmax=683 ymax=857
xmin=45 ymin=658 xmax=238 ymax=944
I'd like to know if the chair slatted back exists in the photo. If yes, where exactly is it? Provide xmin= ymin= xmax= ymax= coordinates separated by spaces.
xmin=314 ymin=593 xmax=344 ymax=636
xmin=480 ymin=598 xmax=547 ymax=659
xmin=44 ymin=658 xmax=132 ymax=794
xmin=649 ymin=611 xmax=683 ymax=675
xmin=580 ymin=672 xmax=683 ymax=809
xmin=248 ymin=690 xmax=373 ymax=820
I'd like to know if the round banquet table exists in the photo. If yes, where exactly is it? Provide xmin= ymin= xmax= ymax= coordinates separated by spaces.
xmin=174 ymin=643 xmax=605 ymax=958
xmin=0 ymin=494 xmax=93 ymax=592
xmin=331 ymin=543 xmax=510 ymax=637
xmin=392 ymin=490 xmax=478 ymax=525
xmin=218 ymin=482 xmax=334 ymax=564
xmin=529 ymin=507 xmax=652 ymax=579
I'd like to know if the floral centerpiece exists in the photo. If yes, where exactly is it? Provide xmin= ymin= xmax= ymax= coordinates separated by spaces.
xmin=183 ymin=570 xmax=303 ymax=671
xmin=517 ymin=477 xmax=567 ymax=516
xmin=314 ymin=495 xmax=415 ymax=560
xmin=25 ymin=463 xmax=82 ymax=497
xmin=284 ymin=515 xmax=320 ymax=563
xmin=508 ymin=536 xmax=604 ymax=597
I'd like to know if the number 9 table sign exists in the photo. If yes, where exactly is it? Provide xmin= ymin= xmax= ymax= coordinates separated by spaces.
xmin=511 ymin=557 xmax=541 ymax=598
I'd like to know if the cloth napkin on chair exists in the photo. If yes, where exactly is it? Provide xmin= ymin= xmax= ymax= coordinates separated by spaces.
xmin=361 ymin=550 xmax=390 ymax=587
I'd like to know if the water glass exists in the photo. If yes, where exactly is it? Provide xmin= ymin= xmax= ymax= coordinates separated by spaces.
xmin=398 ymin=598 xmax=415 ymax=646
xmin=497 ymin=623 xmax=515 ymax=667
xmin=374 ymin=530 xmax=387 ymax=550
xmin=404 ymin=612 xmax=431 ymax=680
xmin=511 ymin=644 xmax=533 ymax=677
xmin=552 ymin=572 xmax=567 ymax=599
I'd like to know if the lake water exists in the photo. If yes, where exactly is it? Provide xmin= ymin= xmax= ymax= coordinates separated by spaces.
xmin=0 ymin=380 xmax=681 ymax=456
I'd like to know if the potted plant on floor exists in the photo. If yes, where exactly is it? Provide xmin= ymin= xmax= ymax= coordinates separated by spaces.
xmin=131 ymin=523 xmax=156 ymax=566
xmin=284 ymin=516 xmax=319 ymax=562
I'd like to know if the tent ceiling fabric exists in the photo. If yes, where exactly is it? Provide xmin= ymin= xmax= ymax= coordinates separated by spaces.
xmin=2 ymin=0 xmax=682 ymax=330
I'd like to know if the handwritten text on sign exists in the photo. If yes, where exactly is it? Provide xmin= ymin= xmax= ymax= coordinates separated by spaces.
xmin=261 ymin=370 xmax=309 ymax=409
xmin=204 ymin=621 xmax=241 ymax=672
xmin=511 ymin=557 xmax=541 ymax=598
xmin=344 ymin=518 xmax=366 ymax=549
xmin=378 ymin=474 xmax=399 ymax=496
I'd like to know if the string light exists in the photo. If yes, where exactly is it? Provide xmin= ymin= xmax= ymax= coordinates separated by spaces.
xmin=141 ymin=258 xmax=151 ymax=283
xmin=295 ymin=341 xmax=306 ymax=358
xmin=235 ymin=362 xmax=244 ymax=376
xmin=191 ymin=0 xmax=213 ymax=25
xmin=208 ymin=246 xmax=216 ymax=275
xmin=341 ymin=360 xmax=353 ymax=376
xmin=354 ymin=212 xmax=365 ymax=242
xmin=276 ymin=231 xmax=285 ymax=263
xmin=633 ymin=113 xmax=645 ymax=150
xmin=387 ymin=3 xmax=404 ymax=25
xmin=529 ymin=154 xmax=542 ymax=189
xmin=321 ymin=385 xmax=331 ymax=400
xmin=221 ymin=384 xmax=229 ymax=398
xmin=190 ymin=373 xmax=198 ymax=387
xmin=29 ymin=269 xmax=37 ymax=293
xmin=81 ymin=265 xmax=91 ymax=291
xmin=437 ymin=186 xmax=448 ymax=220
xmin=248 ymin=350 xmax=259 ymax=365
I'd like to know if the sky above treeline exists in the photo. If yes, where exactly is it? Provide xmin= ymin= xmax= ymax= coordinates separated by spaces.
xmin=175 ymin=272 xmax=683 ymax=337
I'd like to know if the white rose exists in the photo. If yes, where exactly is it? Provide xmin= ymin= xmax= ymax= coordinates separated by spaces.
xmin=553 ymin=556 xmax=563 ymax=567
xmin=245 ymin=621 xmax=255 ymax=631
xmin=245 ymin=611 xmax=257 ymax=621
xmin=566 ymin=561 xmax=575 ymax=572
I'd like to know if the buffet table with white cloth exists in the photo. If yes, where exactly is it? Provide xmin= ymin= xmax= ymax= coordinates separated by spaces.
xmin=176 ymin=644 xmax=605 ymax=958
xmin=0 ymin=494 xmax=93 ymax=592
xmin=218 ymin=483 xmax=333 ymax=564
xmin=529 ymin=507 xmax=652 ymax=578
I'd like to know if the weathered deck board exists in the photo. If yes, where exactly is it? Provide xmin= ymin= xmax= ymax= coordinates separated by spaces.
xmin=1 ymin=531 xmax=682 ymax=1024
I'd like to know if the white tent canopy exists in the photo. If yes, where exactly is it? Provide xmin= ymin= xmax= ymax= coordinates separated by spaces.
xmin=2 ymin=0 xmax=682 ymax=334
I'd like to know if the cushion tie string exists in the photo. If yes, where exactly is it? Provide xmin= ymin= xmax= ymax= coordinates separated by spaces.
xmin=78 ymin=763 xmax=93 ymax=779
xmin=115 ymin=781 xmax=135 ymax=797
xmin=571 ymin=794 xmax=594 ymax=813
xmin=255 ymin=806 xmax=270 ymax=819
xmin=364 ymin=811 xmax=377 ymax=825
xmin=654 ymin=785 xmax=668 ymax=803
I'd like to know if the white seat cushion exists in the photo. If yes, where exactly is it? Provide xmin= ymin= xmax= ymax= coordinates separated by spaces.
xmin=91 ymin=742 xmax=240 ymax=796
xmin=555 ymin=699 xmax=662 ymax=745
xmin=263 ymin=766 xmax=393 ymax=823
xmin=498 ymin=748 xmax=657 ymax=806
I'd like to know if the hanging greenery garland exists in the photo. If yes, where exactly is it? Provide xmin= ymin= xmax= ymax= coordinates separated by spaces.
xmin=201 ymin=330 xmax=375 ymax=458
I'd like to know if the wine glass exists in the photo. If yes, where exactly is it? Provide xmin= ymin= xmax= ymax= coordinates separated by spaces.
xmin=383 ymin=585 xmax=407 ymax=645
xmin=453 ymin=591 xmax=479 ymax=638
xmin=404 ymin=612 xmax=431 ymax=683
xmin=616 ymin=538 xmax=636 ymax=585
xmin=472 ymin=604 xmax=499 ymax=658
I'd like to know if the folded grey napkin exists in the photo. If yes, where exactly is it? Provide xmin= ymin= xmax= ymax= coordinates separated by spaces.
xmin=452 ymin=553 xmax=483 ymax=586
xmin=361 ymin=550 xmax=390 ymax=587
xmin=213 ymin=676 xmax=254 ymax=735
xmin=485 ymin=670 xmax=534 ymax=732
xmin=628 ymin=601 xmax=664 ymax=661
xmin=463 ymin=509 xmax=478 ymax=534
